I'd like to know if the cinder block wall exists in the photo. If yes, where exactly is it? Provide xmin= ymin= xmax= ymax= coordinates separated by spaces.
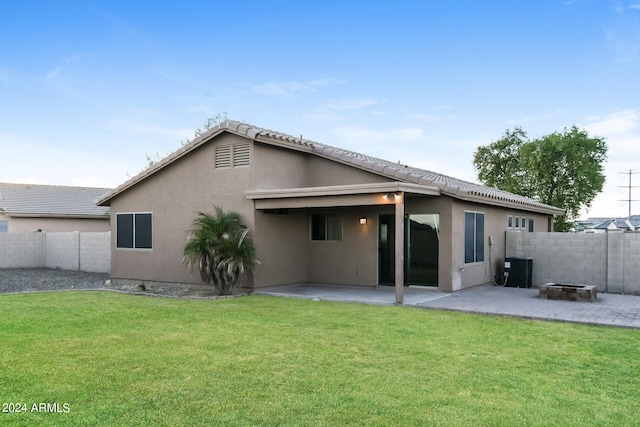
xmin=624 ymin=233 xmax=640 ymax=293
xmin=0 ymin=233 xmax=44 ymax=268
xmin=0 ymin=232 xmax=110 ymax=273
xmin=80 ymin=232 xmax=111 ymax=273
xmin=45 ymin=232 xmax=81 ymax=270
xmin=506 ymin=230 xmax=639 ymax=294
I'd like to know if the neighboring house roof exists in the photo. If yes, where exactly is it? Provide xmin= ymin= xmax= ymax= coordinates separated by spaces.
xmin=97 ymin=120 xmax=564 ymax=215
xmin=0 ymin=183 xmax=111 ymax=218
xmin=587 ymin=215 xmax=640 ymax=231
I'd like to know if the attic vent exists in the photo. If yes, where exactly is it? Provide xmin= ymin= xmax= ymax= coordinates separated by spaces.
xmin=215 ymin=146 xmax=232 ymax=168
xmin=215 ymin=143 xmax=251 ymax=169
xmin=233 ymin=142 xmax=251 ymax=167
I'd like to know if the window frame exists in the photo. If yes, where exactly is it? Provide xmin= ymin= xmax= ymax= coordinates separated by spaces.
xmin=310 ymin=213 xmax=343 ymax=241
xmin=528 ymin=218 xmax=535 ymax=232
xmin=464 ymin=211 xmax=485 ymax=264
xmin=507 ymin=215 xmax=513 ymax=229
xmin=116 ymin=212 xmax=153 ymax=250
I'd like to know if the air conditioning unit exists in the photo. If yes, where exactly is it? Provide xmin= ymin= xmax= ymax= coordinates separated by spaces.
xmin=504 ymin=257 xmax=533 ymax=288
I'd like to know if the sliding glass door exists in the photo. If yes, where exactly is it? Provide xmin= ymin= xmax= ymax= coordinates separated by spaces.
xmin=406 ymin=214 xmax=439 ymax=286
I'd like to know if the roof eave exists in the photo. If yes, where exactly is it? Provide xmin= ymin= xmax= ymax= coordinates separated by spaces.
xmin=246 ymin=182 xmax=441 ymax=200
xmin=5 ymin=213 xmax=110 ymax=219
xmin=445 ymin=190 xmax=565 ymax=216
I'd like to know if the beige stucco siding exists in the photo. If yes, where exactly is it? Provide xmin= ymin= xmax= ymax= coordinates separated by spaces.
xmin=109 ymin=133 xmax=255 ymax=284
xmin=252 ymin=142 xmax=391 ymax=190
xmin=252 ymin=210 xmax=308 ymax=287
xmin=449 ymin=200 xmax=553 ymax=291
xmin=306 ymin=206 xmax=387 ymax=286
xmin=305 ymin=156 xmax=391 ymax=187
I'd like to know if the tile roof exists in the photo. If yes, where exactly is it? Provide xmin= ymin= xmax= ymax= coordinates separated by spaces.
xmin=587 ymin=215 xmax=640 ymax=230
xmin=0 ymin=183 xmax=111 ymax=217
xmin=97 ymin=120 xmax=564 ymax=215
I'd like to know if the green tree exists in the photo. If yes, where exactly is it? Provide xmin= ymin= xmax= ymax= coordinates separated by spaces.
xmin=182 ymin=207 xmax=259 ymax=295
xmin=473 ymin=126 xmax=607 ymax=232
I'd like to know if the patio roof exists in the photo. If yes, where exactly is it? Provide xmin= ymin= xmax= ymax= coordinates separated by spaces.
xmin=246 ymin=182 xmax=440 ymax=209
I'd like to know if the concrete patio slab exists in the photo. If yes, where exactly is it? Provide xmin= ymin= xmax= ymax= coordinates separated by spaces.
xmin=254 ymin=283 xmax=451 ymax=306
xmin=254 ymin=283 xmax=640 ymax=329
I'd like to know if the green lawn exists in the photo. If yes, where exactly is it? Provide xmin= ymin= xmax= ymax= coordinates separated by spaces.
xmin=1 ymin=292 xmax=639 ymax=426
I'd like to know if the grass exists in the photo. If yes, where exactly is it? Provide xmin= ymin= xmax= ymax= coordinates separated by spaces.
xmin=1 ymin=292 xmax=639 ymax=426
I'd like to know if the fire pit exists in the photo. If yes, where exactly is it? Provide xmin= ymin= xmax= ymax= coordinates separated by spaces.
xmin=539 ymin=283 xmax=597 ymax=302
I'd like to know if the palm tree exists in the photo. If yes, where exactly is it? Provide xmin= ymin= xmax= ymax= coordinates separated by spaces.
xmin=183 ymin=207 xmax=259 ymax=295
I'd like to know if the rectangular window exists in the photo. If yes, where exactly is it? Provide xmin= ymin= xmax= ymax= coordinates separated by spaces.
xmin=311 ymin=214 xmax=342 ymax=241
xmin=0 ymin=220 xmax=7 ymax=232
xmin=514 ymin=216 xmax=520 ymax=228
xmin=528 ymin=218 xmax=534 ymax=232
xmin=507 ymin=215 xmax=513 ymax=229
xmin=464 ymin=212 xmax=484 ymax=263
xmin=521 ymin=217 xmax=526 ymax=229
xmin=116 ymin=213 xmax=153 ymax=249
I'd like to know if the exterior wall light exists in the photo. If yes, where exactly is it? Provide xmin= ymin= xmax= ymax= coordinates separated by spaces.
xmin=360 ymin=217 xmax=367 ymax=225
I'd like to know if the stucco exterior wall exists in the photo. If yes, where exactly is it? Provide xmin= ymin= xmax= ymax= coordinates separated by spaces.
xmin=253 ymin=209 xmax=309 ymax=287
xmin=306 ymin=206 xmax=386 ymax=286
xmin=109 ymin=133 xmax=255 ymax=284
xmin=449 ymin=201 xmax=553 ymax=291
xmin=252 ymin=142 xmax=390 ymax=190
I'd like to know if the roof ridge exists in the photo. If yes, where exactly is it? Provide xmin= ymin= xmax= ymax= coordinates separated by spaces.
xmin=97 ymin=119 xmax=562 ymax=214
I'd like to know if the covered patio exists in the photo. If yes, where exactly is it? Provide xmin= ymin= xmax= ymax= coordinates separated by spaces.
xmin=248 ymin=182 xmax=442 ymax=303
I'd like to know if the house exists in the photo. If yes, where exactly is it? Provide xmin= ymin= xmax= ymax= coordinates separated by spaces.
xmin=579 ymin=215 xmax=640 ymax=233
xmin=0 ymin=183 xmax=111 ymax=232
xmin=97 ymin=120 xmax=563 ymax=298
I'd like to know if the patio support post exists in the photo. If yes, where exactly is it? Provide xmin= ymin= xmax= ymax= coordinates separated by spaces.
xmin=395 ymin=192 xmax=405 ymax=304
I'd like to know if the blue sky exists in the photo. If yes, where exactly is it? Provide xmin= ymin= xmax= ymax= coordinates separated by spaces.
xmin=1 ymin=0 xmax=639 ymax=218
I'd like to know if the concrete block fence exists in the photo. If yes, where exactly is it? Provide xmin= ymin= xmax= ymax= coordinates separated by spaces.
xmin=0 ymin=232 xmax=110 ymax=273
xmin=506 ymin=230 xmax=640 ymax=295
